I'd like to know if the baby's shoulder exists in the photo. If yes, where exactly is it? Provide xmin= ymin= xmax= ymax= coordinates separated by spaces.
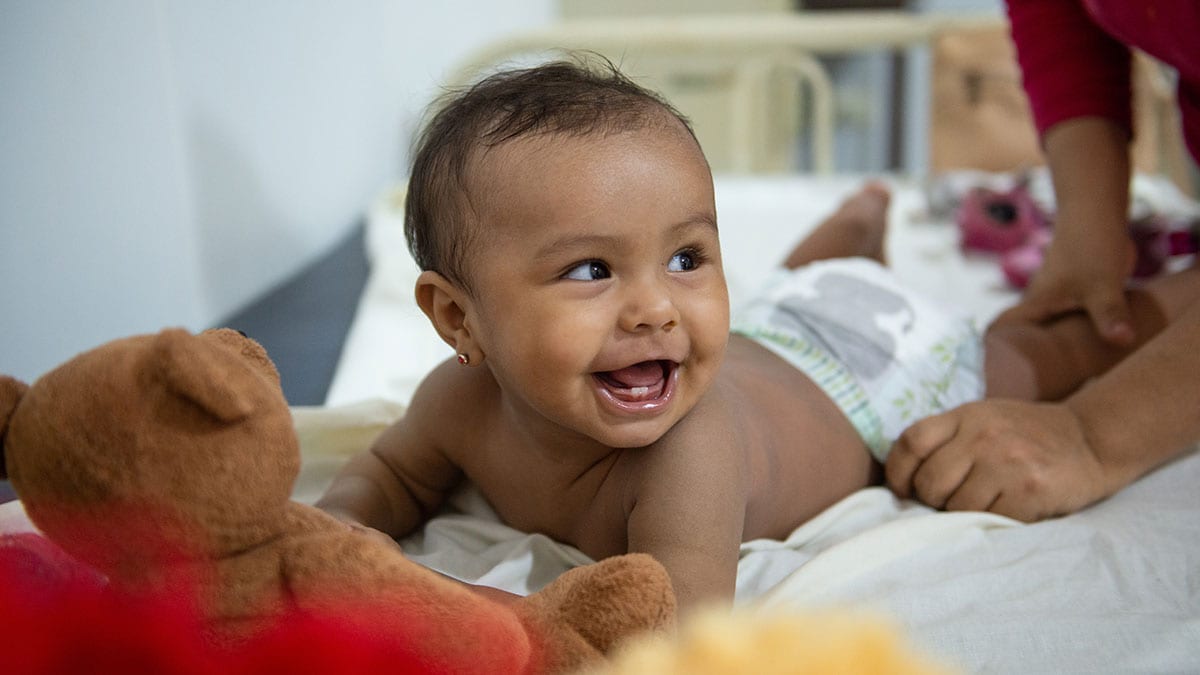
xmin=646 ymin=385 xmax=748 ymax=468
xmin=401 ymin=357 xmax=499 ymax=445
xmin=677 ymin=378 xmax=749 ymax=441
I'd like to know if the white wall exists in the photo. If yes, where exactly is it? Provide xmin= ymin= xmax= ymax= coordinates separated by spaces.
xmin=0 ymin=0 xmax=554 ymax=383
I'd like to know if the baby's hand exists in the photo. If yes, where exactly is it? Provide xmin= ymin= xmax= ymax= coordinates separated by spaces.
xmin=885 ymin=399 xmax=1111 ymax=522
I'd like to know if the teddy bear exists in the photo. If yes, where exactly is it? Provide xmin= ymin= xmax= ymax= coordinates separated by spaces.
xmin=0 ymin=327 xmax=675 ymax=674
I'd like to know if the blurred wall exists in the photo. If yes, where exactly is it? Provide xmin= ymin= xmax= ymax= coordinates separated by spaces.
xmin=902 ymin=0 xmax=1003 ymax=172
xmin=0 ymin=0 xmax=554 ymax=383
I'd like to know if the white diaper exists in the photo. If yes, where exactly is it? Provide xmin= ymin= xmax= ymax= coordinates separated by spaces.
xmin=731 ymin=258 xmax=985 ymax=462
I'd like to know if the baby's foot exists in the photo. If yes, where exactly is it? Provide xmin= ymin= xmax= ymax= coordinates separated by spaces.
xmin=783 ymin=182 xmax=892 ymax=268
xmin=826 ymin=182 xmax=891 ymax=263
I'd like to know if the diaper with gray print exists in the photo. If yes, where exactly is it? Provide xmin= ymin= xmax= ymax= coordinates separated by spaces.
xmin=731 ymin=258 xmax=984 ymax=461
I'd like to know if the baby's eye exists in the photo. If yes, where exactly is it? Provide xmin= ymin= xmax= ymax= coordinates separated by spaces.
xmin=668 ymin=250 xmax=700 ymax=272
xmin=563 ymin=260 xmax=611 ymax=281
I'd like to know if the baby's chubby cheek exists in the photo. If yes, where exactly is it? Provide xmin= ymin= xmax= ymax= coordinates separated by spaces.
xmin=696 ymin=332 xmax=730 ymax=383
xmin=694 ymin=296 xmax=732 ymax=364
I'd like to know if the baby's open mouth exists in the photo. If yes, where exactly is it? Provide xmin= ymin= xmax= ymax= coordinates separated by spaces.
xmin=595 ymin=360 xmax=674 ymax=403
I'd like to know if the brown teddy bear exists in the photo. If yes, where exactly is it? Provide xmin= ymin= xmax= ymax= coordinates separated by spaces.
xmin=0 ymin=328 xmax=675 ymax=674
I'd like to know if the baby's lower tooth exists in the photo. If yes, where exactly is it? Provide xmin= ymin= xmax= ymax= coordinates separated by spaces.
xmin=631 ymin=386 xmax=649 ymax=397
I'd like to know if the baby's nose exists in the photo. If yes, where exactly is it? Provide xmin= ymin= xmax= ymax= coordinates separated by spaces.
xmin=619 ymin=278 xmax=680 ymax=333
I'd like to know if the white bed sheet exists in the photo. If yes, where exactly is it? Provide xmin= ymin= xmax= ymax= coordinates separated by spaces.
xmin=318 ymin=172 xmax=1200 ymax=673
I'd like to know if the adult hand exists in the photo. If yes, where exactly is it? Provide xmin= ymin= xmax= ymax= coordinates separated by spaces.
xmin=999 ymin=117 xmax=1138 ymax=346
xmin=885 ymin=399 xmax=1113 ymax=522
xmin=997 ymin=223 xmax=1138 ymax=346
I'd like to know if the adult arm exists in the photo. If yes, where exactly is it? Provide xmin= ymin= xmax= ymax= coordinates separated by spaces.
xmin=886 ymin=300 xmax=1200 ymax=521
xmin=1062 ymin=298 xmax=1200 ymax=490
xmin=1001 ymin=0 xmax=1140 ymax=343
xmin=1005 ymin=0 xmax=1132 ymax=139
xmin=998 ymin=117 xmax=1137 ymax=343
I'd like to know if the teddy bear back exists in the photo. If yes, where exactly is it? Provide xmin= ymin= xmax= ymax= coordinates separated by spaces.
xmin=1 ymin=329 xmax=303 ymax=576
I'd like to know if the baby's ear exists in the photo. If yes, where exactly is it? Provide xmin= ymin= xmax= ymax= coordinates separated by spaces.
xmin=0 ymin=375 xmax=30 ymax=480
xmin=153 ymin=328 xmax=258 ymax=423
xmin=415 ymin=270 xmax=476 ymax=352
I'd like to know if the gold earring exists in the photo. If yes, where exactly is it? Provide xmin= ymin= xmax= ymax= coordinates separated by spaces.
xmin=456 ymin=353 xmax=470 ymax=366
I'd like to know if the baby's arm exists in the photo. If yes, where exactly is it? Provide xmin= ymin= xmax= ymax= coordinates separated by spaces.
xmin=316 ymin=370 xmax=464 ymax=539
xmin=625 ymin=425 xmax=747 ymax=612
xmin=316 ymin=421 xmax=458 ymax=538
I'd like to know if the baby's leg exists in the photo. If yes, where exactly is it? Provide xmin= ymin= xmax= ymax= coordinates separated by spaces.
xmin=984 ymin=262 xmax=1200 ymax=400
xmin=783 ymin=182 xmax=890 ymax=269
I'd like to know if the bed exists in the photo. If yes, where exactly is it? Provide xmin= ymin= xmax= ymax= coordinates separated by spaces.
xmin=307 ymin=168 xmax=1200 ymax=674
xmin=5 ymin=10 xmax=1200 ymax=674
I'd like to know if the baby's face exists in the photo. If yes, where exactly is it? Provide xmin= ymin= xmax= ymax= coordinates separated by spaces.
xmin=463 ymin=122 xmax=729 ymax=449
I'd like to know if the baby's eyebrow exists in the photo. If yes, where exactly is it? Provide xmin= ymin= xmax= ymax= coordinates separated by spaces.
xmin=680 ymin=212 xmax=719 ymax=234
xmin=533 ymin=233 xmax=617 ymax=262
xmin=659 ymin=213 xmax=721 ymax=244
xmin=534 ymin=213 xmax=718 ymax=262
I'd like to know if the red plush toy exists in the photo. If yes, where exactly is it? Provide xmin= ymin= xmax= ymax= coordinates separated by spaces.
xmin=0 ymin=534 xmax=469 ymax=674
xmin=955 ymin=177 xmax=1200 ymax=288
xmin=955 ymin=177 xmax=1050 ymax=255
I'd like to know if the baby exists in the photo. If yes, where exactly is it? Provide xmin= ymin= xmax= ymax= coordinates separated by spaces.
xmin=318 ymin=58 xmax=1200 ymax=611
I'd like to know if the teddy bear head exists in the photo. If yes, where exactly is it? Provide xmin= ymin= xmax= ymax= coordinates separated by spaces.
xmin=0 ymin=328 xmax=299 ymax=570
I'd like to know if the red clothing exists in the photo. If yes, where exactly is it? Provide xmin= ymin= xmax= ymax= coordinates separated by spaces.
xmin=1005 ymin=0 xmax=1200 ymax=161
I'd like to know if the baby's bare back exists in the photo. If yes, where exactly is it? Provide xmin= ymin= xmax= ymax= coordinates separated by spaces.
xmin=719 ymin=335 xmax=879 ymax=538
xmin=450 ymin=335 xmax=876 ymax=563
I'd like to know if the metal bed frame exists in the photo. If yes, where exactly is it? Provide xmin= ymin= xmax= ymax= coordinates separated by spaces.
xmin=445 ymin=11 xmax=1005 ymax=173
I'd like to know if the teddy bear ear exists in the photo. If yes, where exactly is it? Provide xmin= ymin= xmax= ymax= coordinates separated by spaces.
xmin=0 ymin=375 xmax=30 ymax=480
xmin=152 ymin=328 xmax=258 ymax=423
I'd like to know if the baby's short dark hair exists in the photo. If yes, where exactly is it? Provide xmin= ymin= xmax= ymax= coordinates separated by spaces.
xmin=405 ymin=55 xmax=697 ymax=291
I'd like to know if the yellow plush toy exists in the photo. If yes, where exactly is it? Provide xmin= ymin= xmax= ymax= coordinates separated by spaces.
xmin=0 ymin=328 xmax=675 ymax=674
xmin=587 ymin=607 xmax=957 ymax=675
